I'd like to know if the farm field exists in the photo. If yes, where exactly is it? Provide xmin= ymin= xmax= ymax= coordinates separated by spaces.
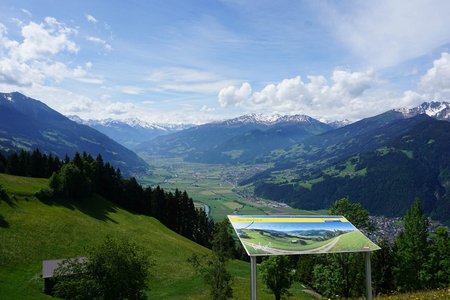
xmin=138 ymin=157 xmax=323 ymax=220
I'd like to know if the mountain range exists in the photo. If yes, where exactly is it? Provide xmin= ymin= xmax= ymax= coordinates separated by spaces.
xmin=1 ymin=91 xmax=449 ymax=222
xmin=68 ymin=116 xmax=192 ymax=150
xmin=133 ymin=100 xmax=450 ymax=222
xmin=0 ymin=92 xmax=148 ymax=174
xmin=135 ymin=113 xmax=334 ymax=163
xmin=136 ymin=101 xmax=450 ymax=165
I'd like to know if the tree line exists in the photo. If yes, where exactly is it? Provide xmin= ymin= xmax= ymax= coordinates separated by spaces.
xmin=0 ymin=149 xmax=214 ymax=248
xmin=0 ymin=149 xmax=62 ymax=178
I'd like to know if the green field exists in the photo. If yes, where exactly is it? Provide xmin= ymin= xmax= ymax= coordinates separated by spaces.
xmin=330 ymin=230 xmax=380 ymax=252
xmin=239 ymin=229 xmax=333 ymax=255
xmin=237 ymin=228 xmax=380 ymax=255
xmin=0 ymin=173 xmax=316 ymax=299
xmin=138 ymin=157 xmax=321 ymax=220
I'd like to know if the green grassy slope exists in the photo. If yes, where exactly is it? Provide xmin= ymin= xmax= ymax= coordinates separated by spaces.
xmin=0 ymin=173 xmax=315 ymax=299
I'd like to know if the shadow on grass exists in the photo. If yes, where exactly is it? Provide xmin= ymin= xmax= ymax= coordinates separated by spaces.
xmin=0 ymin=214 xmax=9 ymax=228
xmin=0 ymin=189 xmax=17 ymax=208
xmin=38 ymin=195 xmax=119 ymax=224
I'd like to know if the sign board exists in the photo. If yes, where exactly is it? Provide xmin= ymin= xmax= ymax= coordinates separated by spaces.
xmin=228 ymin=215 xmax=380 ymax=256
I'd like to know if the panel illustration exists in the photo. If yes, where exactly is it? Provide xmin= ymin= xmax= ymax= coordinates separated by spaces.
xmin=228 ymin=215 xmax=380 ymax=256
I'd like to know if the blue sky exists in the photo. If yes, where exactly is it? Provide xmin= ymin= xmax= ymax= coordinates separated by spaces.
xmin=1 ymin=0 xmax=450 ymax=124
xmin=232 ymin=221 xmax=356 ymax=232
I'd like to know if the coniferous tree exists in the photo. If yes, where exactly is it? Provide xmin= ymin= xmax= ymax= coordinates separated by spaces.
xmin=393 ymin=198 xmax=429 ymax=291
xmin=422 ymin=226 xmax=450 ymax=288
xmin=0 ymin=152 xmax=6 ymax=172
xmin=372 ymin=239 xmax=395 ymax=294
xmin=5 ymin=152 xmax=19 ymax=175
xmin=211 ymin=219 xmax=236 ymax=260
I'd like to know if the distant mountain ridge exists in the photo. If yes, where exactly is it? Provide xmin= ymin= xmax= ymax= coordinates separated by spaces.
xmin=69 ymin=116 xmax=192 ymax=131
xmin=136 ymin=113 xmax=333 ymax=163
xmin=0 ymin=92 xmax=148 ymax=174
xmin=69 ymin=116 xmax=193 ymax=150
xmin=395 ymin=101 xmax=450 ymax=121
xmin=136 ymin=102 xmax=449 ymax=165
xmin=216 ymin=113 xmax=327 ymax=126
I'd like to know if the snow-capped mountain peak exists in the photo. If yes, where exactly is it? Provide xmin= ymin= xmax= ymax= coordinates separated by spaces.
xmin=67 ymin=115 xmax=193 ymax=131
xmin=395 ymin=101 xmax=450 ymax=121
xmin=219 ymin=113 xmax=320 ymax=125
xmin=325 ymin=119 xmax=352 ymax=129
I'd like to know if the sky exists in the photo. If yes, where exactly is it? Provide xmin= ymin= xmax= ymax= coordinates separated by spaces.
xmin=1 ymin=0 xmax=450 ymax=124
xmin=230 ymin=216 xmax=357 ymax=232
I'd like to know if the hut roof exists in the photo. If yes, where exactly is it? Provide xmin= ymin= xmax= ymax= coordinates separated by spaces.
xmin=42 ymin=257 xmax=86 ymax=279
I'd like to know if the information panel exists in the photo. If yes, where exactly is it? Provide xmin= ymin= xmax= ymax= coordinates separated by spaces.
xmin=228 ymin=215 xmax=380 ymax=256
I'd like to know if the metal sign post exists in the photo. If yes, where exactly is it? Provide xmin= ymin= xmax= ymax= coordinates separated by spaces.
xmin=365 ymin=252 xmax=373 ymax=300
xmin=250 ymin=256 xmax=257 ymax=300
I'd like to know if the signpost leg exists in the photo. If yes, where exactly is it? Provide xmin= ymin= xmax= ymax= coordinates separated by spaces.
xmin=250 ymin=256 xmax=257 ymax=300
xmin=365 ymin=252 xmax=372 ymax=300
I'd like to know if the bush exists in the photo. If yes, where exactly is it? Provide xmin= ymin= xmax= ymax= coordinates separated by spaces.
xmin=0 ymin=185 xmax=9 ymax=201
xmin=35 ymin=187 xmax=54 ymax=200
xmin=54 ymin=236 xmax=152 ymax=300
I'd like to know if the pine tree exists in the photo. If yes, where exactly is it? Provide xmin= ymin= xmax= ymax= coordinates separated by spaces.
xmin=393 ymin=198 xmax=429 ymax=291
xmin=372 ymin=239 xmax=394 ymax=294
xmin=422 ymin=226 xmax=450 ymax=288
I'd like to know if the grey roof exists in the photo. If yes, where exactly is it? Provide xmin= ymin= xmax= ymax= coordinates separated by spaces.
xmin=42 ymin=257 xmax=86 ymax=279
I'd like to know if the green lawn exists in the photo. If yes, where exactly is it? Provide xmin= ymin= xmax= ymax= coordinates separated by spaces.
xmin=240 ymin=230 xmax=332 ymax=253
xmin=0 ymin=173 xmax=316 ymax=300
xmin=330 ymin=231 xmax=380 ymax=252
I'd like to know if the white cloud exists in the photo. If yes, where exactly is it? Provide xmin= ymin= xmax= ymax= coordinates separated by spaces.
xmin=12 ymin=17 xmax=78 ymax=62
xmin=120 ymin=86 xmax=144 ymax=95
xmin=106 ymin=102 xmax=136 ymax=115
xmin=219 ymin=69 xmax=384 ymax=120
xmin=21 ymin=9 xmax=32 ymax=17
xmin=419 ymin=52 xmax=450 ymax=100
xmin=86 ymin=36 xmax=112 ymax=50
xmin=0 ymin=18 xmax=103 ymax=87
xmin=146 ymin=66 xmax=240 ymax=94
xmin=250 ymin=69 xmax=376 ymax=109
xmin=200 ymin=105 xmax=215 ymax=112
xmin=147 ymin=67 xmax=219 ymax=83
xmin=161 ymin=80 xmax=239 ymax=94
xmin=324 ymin=0 xmax=450 ymax=68
xmin=62 ymin=97 xmax=94 ymax=113
xmin=0 ymin=58 xmax=43 ymax=86
xmin=85 ymin=14 xmax=98 ymax=23
xmin=218 ymin=82 xmax=251 ymax=107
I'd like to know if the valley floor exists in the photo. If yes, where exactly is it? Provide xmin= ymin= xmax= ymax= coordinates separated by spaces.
xmin=138 ymin=156 xmax=324 ymax=220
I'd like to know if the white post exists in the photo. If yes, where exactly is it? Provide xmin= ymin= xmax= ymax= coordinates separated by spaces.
xmin=250 ymin=256 xmax=257 ymax=300
xmin=365 ymin=252 xmax=372 ymax=300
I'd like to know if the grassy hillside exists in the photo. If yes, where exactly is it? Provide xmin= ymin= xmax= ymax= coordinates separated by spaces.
xmin=0 ymin=173 xmax=315 ymax=299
